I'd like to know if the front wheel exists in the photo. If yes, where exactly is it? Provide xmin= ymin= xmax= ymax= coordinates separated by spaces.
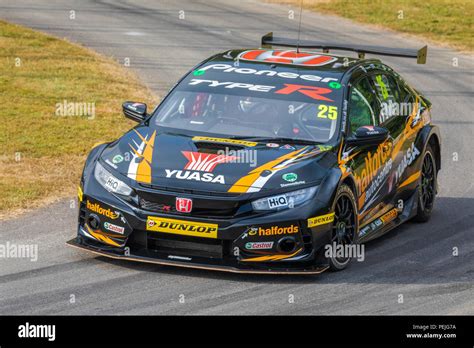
xmin=327 ymin=184 xmax=358 ymax=271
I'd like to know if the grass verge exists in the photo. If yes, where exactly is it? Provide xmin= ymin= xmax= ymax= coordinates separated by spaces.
xmin=268 ymin=0 xmax=473 ymax=52
xmin=0 ymin=20 xmax=158 ymax=219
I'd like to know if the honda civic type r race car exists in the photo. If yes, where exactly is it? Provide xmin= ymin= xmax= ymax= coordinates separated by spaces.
xmin=67 ymin=33 xmax=441 ymax=274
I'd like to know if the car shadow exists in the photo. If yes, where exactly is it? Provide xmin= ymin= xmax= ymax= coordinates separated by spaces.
xmin=96 ymin=196 xmax=474 ymax=285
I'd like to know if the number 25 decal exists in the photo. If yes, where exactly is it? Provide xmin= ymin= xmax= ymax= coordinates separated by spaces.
xmin=318 ymin=105 xmax=338 ymax=120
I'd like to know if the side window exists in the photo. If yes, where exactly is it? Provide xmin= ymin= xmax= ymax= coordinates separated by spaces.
xmin=371 ymin=74 xmax=397 ymax=123
xmin=395 ymin=76 xmax=417 ymax=113
xmin=369 ymin=73 xmax=408 ymax=138
xmin=348 ymin=77 xmax=378 ymax=134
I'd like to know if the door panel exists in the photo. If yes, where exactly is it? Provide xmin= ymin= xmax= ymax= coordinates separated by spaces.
xmin=371 ymin=72 xmax=423 ymax=195
xmin=343 ymin=68 xmax=425 ymax=237
xmin=343 ymin=76 xmax=394 ymax=226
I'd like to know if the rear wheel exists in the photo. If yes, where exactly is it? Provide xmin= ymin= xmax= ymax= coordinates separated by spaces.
xmin=328 ymin=184 xmax=358 ymax=271
xmin=414 ymin=145 xmax=437 ymax=222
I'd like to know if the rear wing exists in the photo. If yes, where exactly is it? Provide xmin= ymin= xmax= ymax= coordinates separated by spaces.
xmin=261 ymin=32 xmax=427 ymax=64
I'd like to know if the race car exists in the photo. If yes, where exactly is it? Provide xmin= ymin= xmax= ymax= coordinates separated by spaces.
xmin=67 ymin=33 xmax=441 ymax=274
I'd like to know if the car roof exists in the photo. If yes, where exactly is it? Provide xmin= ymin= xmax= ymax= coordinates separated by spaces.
xmin=202 ymin=48 xmax=374 ymax=77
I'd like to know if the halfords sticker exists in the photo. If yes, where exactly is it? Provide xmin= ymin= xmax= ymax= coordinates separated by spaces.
xmin=245 ymin=241 xmax=274 ymax=250
xmin=307 ymin=212 xmax=335 ymax=228
xmin=249 ymin=225 xmax=299 ymax=236
xmin=146 ymin=217 xmax=218 ymax=239
xmin=86 ymin=200 xmax=119 ymax=219
xmin=267 ymin=194 xmax=288 ymax=209
xmin=103 ymin=222 xmax=125 ymax=235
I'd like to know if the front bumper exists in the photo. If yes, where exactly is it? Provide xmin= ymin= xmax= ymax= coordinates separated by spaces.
xmin=71 ymin=169 xmax=335 ymax=274
xmin=66 ymin=237 xmax=329 ymax=274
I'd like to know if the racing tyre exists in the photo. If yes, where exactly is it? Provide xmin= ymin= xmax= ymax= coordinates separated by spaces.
xmin=413 ymin=145 xmax=437 ymax=222
xmin=328 ymin=184 xmax=358 ymax=271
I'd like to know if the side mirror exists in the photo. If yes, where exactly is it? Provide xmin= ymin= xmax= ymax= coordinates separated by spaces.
xmin=123 ymin=102 xmax=147 ymax=122
xmin=346 ymin=126 xmax=389 ymax=146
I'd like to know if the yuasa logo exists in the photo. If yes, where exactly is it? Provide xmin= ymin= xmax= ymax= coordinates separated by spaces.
xmin=276 ymin=84 xmax=334 ymax=102
xmin=165 ymin=169 xmax=226 ymax=184
xmin=394 ymin=142 xmax=421 ymax=182
xmin=267 ymin=194 xmax=288 ymax=209
xmin=182 ymin=151 xmax=237 ymax=172
xmin=176 ymin=197 xmax=193 ymax=213
xmin=238 ymin=50 xmax=338 ymax=67
xmin=18 ymin=322 xmax=56 ymax=341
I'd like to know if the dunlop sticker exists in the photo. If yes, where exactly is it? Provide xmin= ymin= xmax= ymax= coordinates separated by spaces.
xmin=192 ymin=136 xmax=258 ymax=147
xmin=307 ymin=212 xmax=335 ymax=228
xmin=146 ymin=217 xmax=218 ymax=239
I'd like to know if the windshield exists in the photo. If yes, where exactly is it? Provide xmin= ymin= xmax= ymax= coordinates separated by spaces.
xmin=151 ymin=62 xmax=343 ymax=143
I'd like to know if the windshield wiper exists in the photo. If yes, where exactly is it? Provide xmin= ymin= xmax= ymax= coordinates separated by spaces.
xmin=231 ymin=136 xmax=321 ymax=145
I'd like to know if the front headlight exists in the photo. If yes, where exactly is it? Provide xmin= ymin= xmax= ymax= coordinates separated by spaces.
xmin=94 ymin=161 xmax=132 ymax=196
xmin=251 ymin=186 xmax=318 ymax=211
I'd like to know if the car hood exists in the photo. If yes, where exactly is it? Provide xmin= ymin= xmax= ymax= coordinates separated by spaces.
xmin=100 ymin=126 xmax=336 ymax=194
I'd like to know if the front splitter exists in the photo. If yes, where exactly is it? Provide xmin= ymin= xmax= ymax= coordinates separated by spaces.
xmin=66 ymin=238 xmax=329 ymax=275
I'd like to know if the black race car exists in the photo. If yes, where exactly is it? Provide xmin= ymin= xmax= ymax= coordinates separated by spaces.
xmin=67 ymin=33 xmax=440 ymax=274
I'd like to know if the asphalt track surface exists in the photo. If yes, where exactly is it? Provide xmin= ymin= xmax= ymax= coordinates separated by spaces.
xmin=1 ymin=0 xmax=473 ymax=315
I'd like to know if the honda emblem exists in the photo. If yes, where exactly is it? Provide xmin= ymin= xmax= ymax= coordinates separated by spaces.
xmin=176 ymin=197 xmax=193 ymax=213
